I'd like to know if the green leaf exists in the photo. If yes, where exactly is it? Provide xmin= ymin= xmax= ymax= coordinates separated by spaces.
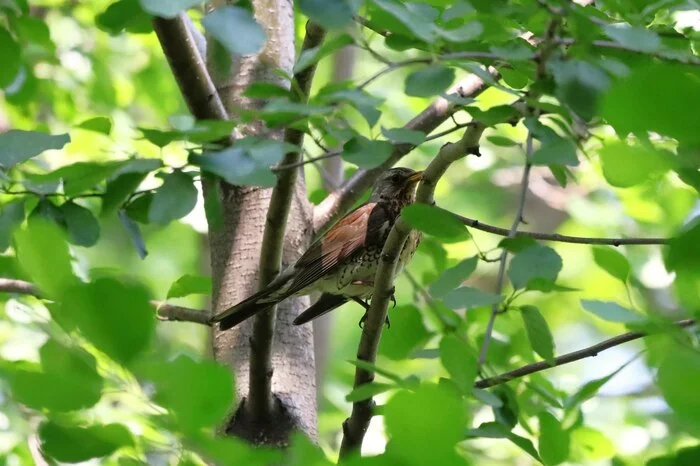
xmin=492 ymin=385 xmax=519 ymax=428
xmin=602 ymin=64 xmax=700 ymax=144
xmin=298 ymin=0 xmax=356 ymax=29
xmin=96 ymin=0 xmax=152 ymax=34
xmin=60 ymin=278 xmax=155 ymax=365
xmin=102 ymin=172 xmax=148 ymax=217
xmin=564 ymin=359 xmax=632 ymax=412
xmin=465 ymin=105 xmax=518 ymax=126
xmin=0 ymin=130 xmax=70 ymax=169
xmin=580 ymin=299 xmax=645 ymax=324
xmin=140 ymin=355 xmax=234 ymax=431
xmin=76 ymin=117 xmax=112 ymax=135
xmin=373 ymin=0 xmax=439 ymax=43
xmin=521 ymin=305 xmax=555 ymax=363
xmin=0 ymin=26 xmax=21 ymax=88
xmin=384 ymin=383 xmax=466 ymax=465
xmin=14 ymin=219 xmax=76 ymax=299
xmin=202 ymin=6 xmax=266 ymax=56
xmin=487 ymin=135 xmax=519 ymax=147
xmin=604 ymin=24 xmax=660 ymax=53
xmin=0 ymin=199 xmax=25 ymax=251
xmin=342 ymin=136 xmax=393 ymax=168
xmin=379 ymin=305 xmax=432 ymax=360
xmin=61 ymin=202 xmax=100 ymax=247
xmin=148 ymin=171 xmax=198 ymax=225
xmin=27 ymin=161 xmax=123 ymax=197
xmin=139 ymin=0 xmax=203 ymax=18
xmin=294 ymin=33 xmax=354 ymax=73
xmin=347 ymin=359 xmax=403 ymax=384
xmin=381 ymin=127 xmax=426 ymax=145
xmin=405 ymin=65 xmax=455 ymax=97
xmin=550 ymin=59 xmax=609 ymax=121
xmin=39 ymin=421 xmax=133 ymax=463
xmin=443 ymin=286 xmax=503 ymax=309
xmin=592 ymin=246 xmax=630 ymax=282
xmin=167 ymin=274 xmax=212 ymax=299
xmin=531 ymin=136 xmax=579 ymax=166
xmin=498 ymin=236 xmax=537 ymax=253
xmin=538 ymin=412 xmax=569 ymax=466
xmin=569 ymin=427 xmax=615 ymax=462
xmin=5 ymin=339 xmax=103 ymax=412
xmin=402 ymin=204 xmax=470 ymax=243
xmin=471 ymin=388 xmax=503 ymax=407
xmin=429 ymin=255 xmax=478 ymax=298
xmin=665 ymin=217 xmax=700 ymax=274
xmin=439 ymin=334 xmax=478 ymax=392
xmin=345 ymin=382 xmax=396 ymax=402
xmin=658 ymin=343 xmax=700 ymax=426
xmin=466 ymin=422 xmax=542 ymax=463
xmin=192 ymin=147 xmax=276 ymax=187
xmin=599 ymin=142 xmax=674 ymax=188
xmin=508 ymin=245 xmax=563 ymax=290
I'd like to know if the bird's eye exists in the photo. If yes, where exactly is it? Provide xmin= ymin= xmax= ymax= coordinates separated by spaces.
xmin=391 ymin=173 xmax=402 ymax=183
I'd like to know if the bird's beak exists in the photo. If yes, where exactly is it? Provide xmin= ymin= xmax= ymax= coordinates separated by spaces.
xmin=406 ymin=171 xmax=423 ymax=184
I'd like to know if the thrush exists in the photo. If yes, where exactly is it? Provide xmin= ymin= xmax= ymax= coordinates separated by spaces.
xmin=210 ymin=167 xmax=423 ymax=330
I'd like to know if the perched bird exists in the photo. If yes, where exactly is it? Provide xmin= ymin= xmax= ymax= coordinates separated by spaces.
xmin=210 ymin=167 xmax=423 ymax=330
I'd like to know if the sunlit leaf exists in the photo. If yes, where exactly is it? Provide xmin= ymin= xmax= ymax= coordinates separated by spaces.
xmin=76 ymin=116 xmax=112 ymax=135
xmin=538 ymin=412 xmax=569 ymax=466
xmin=345 ymin=382 xmax=396 ymax=402
xmin=61 ymin=278 xmax=155 ymax=365
xmin=5 ymin=339 xmax=103 ymax=412
xmin=466 ymin=422 xmax=542 ymax=463
xmin=599 ymin=142 xmax=674 ymax=188
xmin=0 ymin=26 xmax=20 ymax=87
xmin=379 ymin=305 xmax=431 ymax=360
xmin=592 ymin=246 xmax=630 ymax=283
xmin=569 ymin=427 xmax=615 ymax=462
xmin=167 ymin=274 xmax=212 ymax=299
xmin=658 ymin=343 xmax=700 ymax=427
xmin=521 ymin=305 xmax=555 ymax=363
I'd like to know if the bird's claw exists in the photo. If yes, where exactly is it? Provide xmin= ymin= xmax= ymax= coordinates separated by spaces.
xmin=358 ymin=312 xmax=391 ymax=329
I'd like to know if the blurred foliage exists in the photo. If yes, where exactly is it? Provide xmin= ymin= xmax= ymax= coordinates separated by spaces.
xmin=1 ymin=0 xmax=699 ymax=464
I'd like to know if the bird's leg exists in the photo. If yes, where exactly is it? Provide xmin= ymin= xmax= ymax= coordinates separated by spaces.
xmin=353 ymin=285 xmax=393 ymax=329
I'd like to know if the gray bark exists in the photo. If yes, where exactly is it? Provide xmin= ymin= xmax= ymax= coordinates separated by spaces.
xmin=205 ymin=0 xmax=317 ymax=443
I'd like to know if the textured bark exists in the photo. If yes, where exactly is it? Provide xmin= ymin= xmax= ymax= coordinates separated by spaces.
xmin=206 ymin=0 xmax=317 ymax=444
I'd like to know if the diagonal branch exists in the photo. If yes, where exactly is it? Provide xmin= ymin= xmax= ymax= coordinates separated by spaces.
xmin=313 ymin=68 xmax=499 ymax=232
xmin=248 ymin=21 xmax=326 ymax=421
xmin=152 ymin=14 xmax=228 ymax=122
xmin=476 ymin=319 xmax=696 ymax=389
xmin=453 ymin=214 xmax=669 ymax=245
xmin=338 ymin=123 xmax=486 ymax=459
xmin=0 ymin=278 xmax=210 ymax=325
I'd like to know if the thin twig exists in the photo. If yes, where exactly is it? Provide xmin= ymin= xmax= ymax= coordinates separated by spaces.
xmin=453 ymin=214 xmax=669 ymax=245
xmin=476 ymin=319 xmax=696 ymax=389
xmin=338 ymin=123 xmax=486 ymax=459
xmin=249 ymin=21 xmax=327 ymax=421
xmin=313 ymin=68 xmax=499 ymax=232
xmin=478 ymin=16 xmax=561 ymax=369
xmin=0 ymin=278 xmax=210 ymax=325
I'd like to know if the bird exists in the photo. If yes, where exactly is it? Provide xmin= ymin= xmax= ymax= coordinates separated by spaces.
xmin=210 ymin=167 xmax=424 ymax=330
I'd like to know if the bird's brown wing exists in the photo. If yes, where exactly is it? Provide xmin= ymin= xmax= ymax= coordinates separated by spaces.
xmin=284 ymin=202 xmax=391 ymax=296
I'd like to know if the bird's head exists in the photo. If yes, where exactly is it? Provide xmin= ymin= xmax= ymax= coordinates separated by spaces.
xmin=369 ymin=167 xmax=423 ymax=203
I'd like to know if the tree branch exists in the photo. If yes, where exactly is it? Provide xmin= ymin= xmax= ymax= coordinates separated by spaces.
xmin=338 ymin=123 xmax=486 ymax=459
xmin=313 ymin=68 xmax=499 ymax=232
xmin=453 ymin=214 xmax=669 ymax=245
xmin=152 ymin=14 xmax=228 ymax=122
xmin=248 ymin=21 xmax=326 ymax=421
xmin=476 ymin=319 xmax=696 ymax=389
xmin=0 ymin=278 xmax=210 ymax=325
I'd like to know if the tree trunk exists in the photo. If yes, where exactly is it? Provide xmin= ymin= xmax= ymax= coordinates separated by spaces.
xmin=205 ymin=0 xmax=317 ymax=444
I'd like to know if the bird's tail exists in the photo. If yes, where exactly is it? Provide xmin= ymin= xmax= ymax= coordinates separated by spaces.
xmin=293 ymin=293 xmax=348 ymax=326
xmin=210 ymin=273 xmax=291 ymax=330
